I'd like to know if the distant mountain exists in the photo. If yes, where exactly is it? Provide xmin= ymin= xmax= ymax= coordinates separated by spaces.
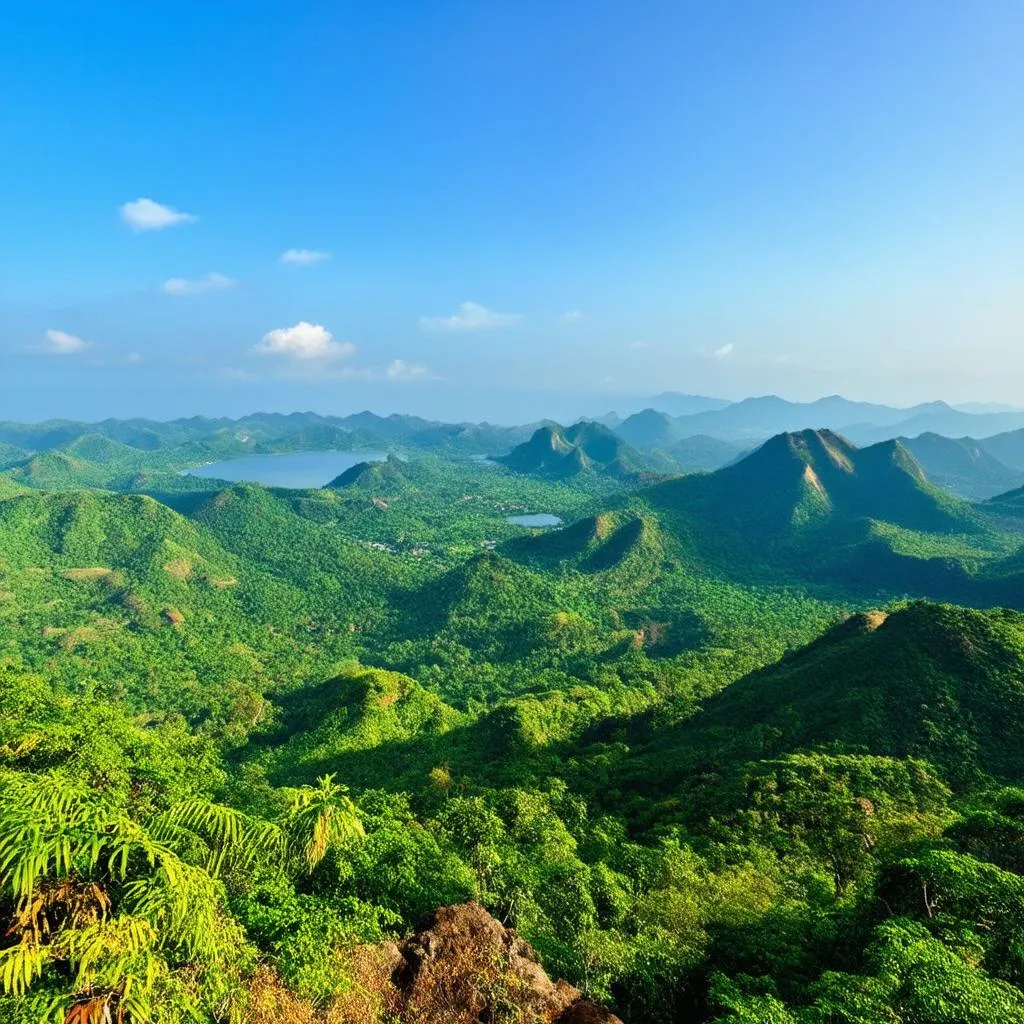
xmin=402 ymin=421 xmax=537 ymax=455
xmin=901 ymin=433 xmax=1024 ymax=500
xmin=496 ymin=421 xmax=652 ymax=479
xmin=666 ymin=434 xmax=754 ymax=472
xmin=850 ymin=409 xmax=1024 ymax=445
xmin=267 ymin=424 xmax=356 ymax=450
xmin=60 ymin=433 xmax=146 ymax=465
xmin=954 ymin=402 xmax=1023 ymax=415
xmin=642 ymin=392 xmax=731 ymax=417
xmin=0 ymin=419 xmax=95 ymax=452
xmin=666 ymin=395 xmax=955 ymax=441
xmin=614 ymin=412 xmax=754 ymax=472
xmin=8 ymin=401 xmax=1024 ymax=466
xmin=614 ymin=409 xmax=680 ymax=448
xmin=979 ymin=428 xmax=1024 ymax=472
xmin=332 ymin=411 xmax=434 ymax=439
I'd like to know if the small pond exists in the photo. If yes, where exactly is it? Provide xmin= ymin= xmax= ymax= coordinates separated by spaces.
xmin=505 ymin=513 xmax=563 ymax=527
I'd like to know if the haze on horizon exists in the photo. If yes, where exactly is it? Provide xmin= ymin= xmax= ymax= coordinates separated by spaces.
xmin=2 ymin=2 xmax=1022 ymax=424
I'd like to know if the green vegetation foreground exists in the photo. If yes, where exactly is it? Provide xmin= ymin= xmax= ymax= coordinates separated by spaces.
xmin=6 ymin=425 xmax=1024 ymax=1021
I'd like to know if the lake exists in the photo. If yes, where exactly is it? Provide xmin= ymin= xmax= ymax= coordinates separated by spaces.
xmin=506 ymin=513 xmax=563 ymax=527
xmin=186 ymin=450 xmax=386 ymax=489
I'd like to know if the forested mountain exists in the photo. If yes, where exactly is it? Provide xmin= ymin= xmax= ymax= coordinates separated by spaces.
xmin=902 ymin=432 xmax=1024 ymax=499
xmin=496 ymin=421 xmax=664 ymax=479
xmin=614 ymin=409 xmax=681 ymax=448
xmin=327 ymin=453 xmax=410 ymax=490
xmin=7 ymin=412 xmax=1024 ymax=1021
xmin=643 ymin=428 xmax=974 ymax=541
xmin=626 ymin=603 xmax=1024 ymax=799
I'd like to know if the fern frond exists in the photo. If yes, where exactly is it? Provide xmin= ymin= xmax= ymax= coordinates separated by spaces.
xmin=0 ymin=941 xmax=50 ymax=997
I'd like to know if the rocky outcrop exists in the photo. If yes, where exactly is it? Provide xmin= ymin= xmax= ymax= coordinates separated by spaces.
xmin=338 ymin=902 xmax=621 ymax=1024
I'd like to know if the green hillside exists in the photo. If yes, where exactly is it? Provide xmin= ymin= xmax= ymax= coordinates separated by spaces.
xmin=0 ymin=489 xmax=358 ymax=720
xmin=9 ymin=419 xmax=1024 ymax=1022
xmin=0 ymin=474 xmax=29 ymax=499
xmin=327 ymin=453 xmax=410 ymax=490
xmin=625 ymin=603 xmax=1024 ymax=804
xmin=0 ymin=441 xmax=29 ymax=470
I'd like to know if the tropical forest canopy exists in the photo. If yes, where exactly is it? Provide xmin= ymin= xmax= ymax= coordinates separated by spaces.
xmin=6 ymin=398 xmax=1024 ymax=1022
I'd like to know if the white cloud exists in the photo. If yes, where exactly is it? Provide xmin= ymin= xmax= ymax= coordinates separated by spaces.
xmin=125 ymin=352 xmax=143 ymax=364
xmin=419 ymin=301 xmax=523 ymax=332
xmin=385 ymin=359 xmax=431 ymax=381
xmin=280 ymin=248 xmax=331 ymax=266
xmin=629 ymin=340 xmax=649 ymax=350
xmin=713 ymin=343 xmax=734 ymax=358
xmin=562 ymin=310 xmax=585 ymax=324
xmin=120 ymin=197 xmax=197 ymax=231
xmin=253 ymin=321 xmax=356 ymax=361
xmin=161 ymin=272 xmax=237 ymax=296
xmin=39 ymin=328 xmax=89 ymax=355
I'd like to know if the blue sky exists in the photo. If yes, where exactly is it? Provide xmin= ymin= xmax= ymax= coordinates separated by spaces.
xmin=2 ymin=1 xmax=1022 ymax=423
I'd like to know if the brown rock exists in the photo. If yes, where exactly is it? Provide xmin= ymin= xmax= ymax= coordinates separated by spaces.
xmin=339 ymin=902 xmax=621 ymax=1024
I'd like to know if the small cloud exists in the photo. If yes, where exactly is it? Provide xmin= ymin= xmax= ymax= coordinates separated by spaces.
xmin=280 ymin=248 xmax=331 ymax=266
xmin=562 ymin=310 xmax=585 ymax=324
xmin=125 ymin=352 xmax=143 ymax=365
xmin=629 ymin=340 xmax=649 ymax=350
xmin=713 ymin=343 xmax=734 ymax=358
xmin=253 ymin=321 xmax=355 ymax=361
xmin=161 ymin=272 xmax=237 ymax=296
xmin=385 ymin=359 xmax=431 ymax=381
xmin=120 ymin=197 xmax=197 ymax=231
xmin=38 ymin=328 xmax=90 ymax=355
xmin=419 ymin=301 xmax=523 ymax=332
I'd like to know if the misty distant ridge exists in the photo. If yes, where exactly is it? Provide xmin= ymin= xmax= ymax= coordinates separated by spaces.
xmin=603 ymin=392 xmax=1024 ymax=445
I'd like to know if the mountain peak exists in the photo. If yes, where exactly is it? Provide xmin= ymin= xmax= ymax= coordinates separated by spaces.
xmin=647 ymin=427 xmax=971 ymax=541
xmin=496 ymin=421 xmax=649 ymax=479
xmin=326 ymin=455 xmax=407 ymax=490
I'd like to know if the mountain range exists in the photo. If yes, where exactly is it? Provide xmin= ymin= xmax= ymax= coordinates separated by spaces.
xmin=602 ymin=403 xmax=1024 ymax=499
xmin=604 ymin=393 xmax=1024 ymax=443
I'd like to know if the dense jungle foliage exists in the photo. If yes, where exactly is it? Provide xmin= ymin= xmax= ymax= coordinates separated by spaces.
xmin=5 ymin=418 xmax=1024 ymax=1022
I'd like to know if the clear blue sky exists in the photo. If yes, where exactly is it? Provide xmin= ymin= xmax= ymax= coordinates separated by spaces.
xmin=2 ymin=1 xmax=1022 ymax=423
